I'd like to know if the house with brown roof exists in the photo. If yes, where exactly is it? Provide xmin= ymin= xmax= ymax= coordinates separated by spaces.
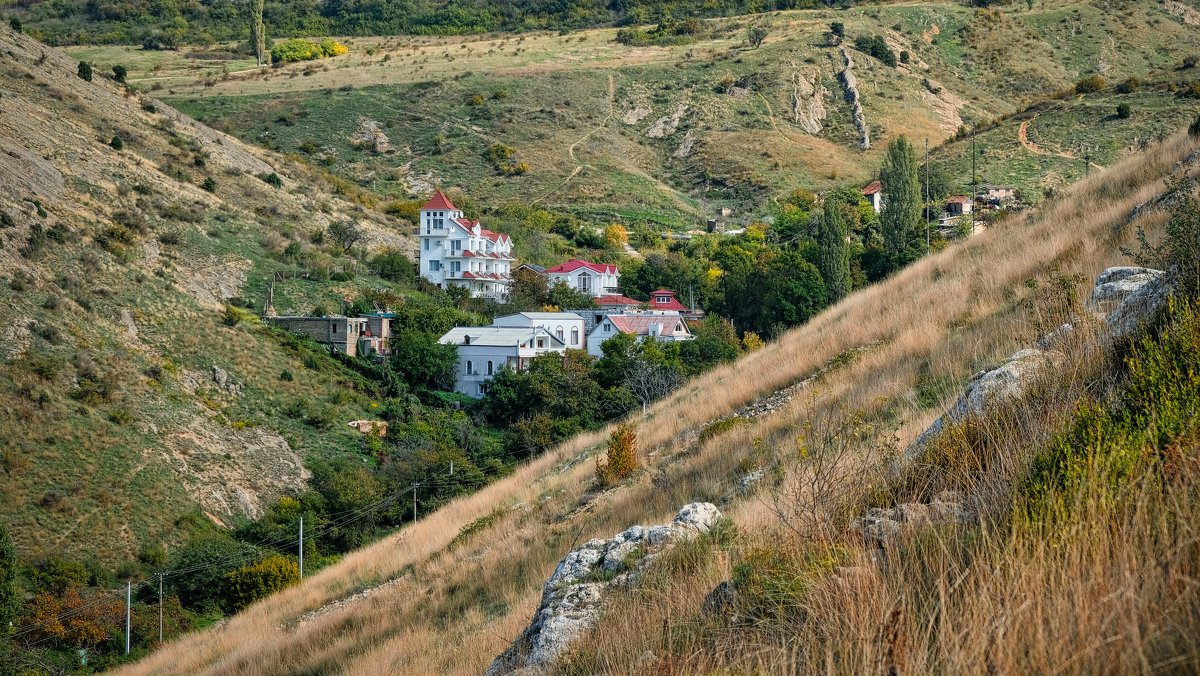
xmin=946 ymin=195 xmax=973 ymax=216
xmin=417 ymin=190 xmax=514 ymax=301
xmin=863 ymin=180 xmax=884 ymax=213
xmin=586 ymin=312 xmax=693 ymax=356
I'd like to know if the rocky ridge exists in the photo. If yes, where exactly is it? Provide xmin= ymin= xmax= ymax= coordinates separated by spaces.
xmin=487 ymin=502 xmax=722 ymax=674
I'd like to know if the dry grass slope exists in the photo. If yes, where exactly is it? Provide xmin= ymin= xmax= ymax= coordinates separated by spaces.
xmin=120 ymin=126 xmax=1200 ymax=674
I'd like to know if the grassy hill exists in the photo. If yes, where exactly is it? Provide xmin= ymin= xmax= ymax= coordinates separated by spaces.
xmin=59 ymin=0 xmax=1200 ymax=228
xmin=117 ymin=121 xmax=1200 ymax=674
xmin=0 ymin=24 xmax=427 ymax=567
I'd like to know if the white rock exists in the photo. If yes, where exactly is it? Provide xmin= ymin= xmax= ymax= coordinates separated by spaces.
xmin=671 ymin=502 xmax=721 ymax=538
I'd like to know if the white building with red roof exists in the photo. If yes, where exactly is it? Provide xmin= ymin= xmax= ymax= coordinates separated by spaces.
xmin=863 ymin=180 xmax=884 ymax=214
xmin=418 ymin=190 xmax=514 ymax=301
xmin=586 ymin=312 xmax=693 ymax=356
xmin=545 ymin=259 xmax=620 ymax=298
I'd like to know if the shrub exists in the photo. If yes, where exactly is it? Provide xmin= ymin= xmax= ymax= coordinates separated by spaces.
xmin=1074 ymin=74 xmax=1105 ymax=93
xmin=112 ymin=65 xmax=127 ymax=83
xmin=201 ymin=177 xmax=217 ymax=192
xmin=9 ymin=16 xmax=21 ymax=32
xmin=222 ymin=555 xmax=299 ymax=612
xmin=1116 ymin=102 xmax=1131 ymax=119
xmin=900 ymin=50 xmax=910 ymax=64
xmin=271 ymin=39 xmax=324 ymax=63
xmin=854 ymin=35 xmax=897 ymax=67
xmin=109 ymin=135 xmax=124 ymax=150
xmin=1116 ymin=77 xmax=1140 ymax=93
xmin=77 ymin=61 xmax=93 ymax=82
xmin=596 ymin=424 xmax=638 ymax=486
xmin=279 ymin=369 xmax=294 ymax=381
xmin=317 ymin=38 xmax=348 ymax=57
xmin=259 ymin=172 xmax=283 ymax=188
xmin=468 ymin=94 xmax=485 ymax=106
xmin=747 ymin=26 xmax=768 ymax=49
xmin=830 ymin=21 xmax=844 ymax=38
xmin=1184 ymin=55 xmax=1198 ymax=69
xmin=1191 ymin=113 xmax=1200 ymax=138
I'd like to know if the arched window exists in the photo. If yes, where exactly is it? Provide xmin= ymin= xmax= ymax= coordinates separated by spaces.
xmin=487 ymin=361 xmax=494 ymax=375
xmin=556 ymin=327 xmax=564 ymax=342
xmin=570 ymin=327 xmax=580 ymax=345
xmin=466 ymin=360 xmax=474 ymax=375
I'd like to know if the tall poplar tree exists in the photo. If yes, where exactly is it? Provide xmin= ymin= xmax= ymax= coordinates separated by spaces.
xmin=249 ymin=0 xmax=267 ymax=66
xmin=880 ymin=135 xmax=924 ymax=272
xmin=818 ymin=197 xmax=853 ymax=303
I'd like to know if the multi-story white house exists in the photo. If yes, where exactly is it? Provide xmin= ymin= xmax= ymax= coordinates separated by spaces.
xmin=438 ymin=326 xmax=567 ymax=397
xmin=492 ymin=312 xmax=587 ymax=351
xmin=586 ymin=312 xmax=693 ymax=356
xmin=545 ymin=259 xmax=620 ymax=298
xmin=418 ymin=190 xmax=514 ymax=301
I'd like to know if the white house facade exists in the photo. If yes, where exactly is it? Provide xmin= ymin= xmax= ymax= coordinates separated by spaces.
xmin=863 ymin=180 xmax=884 ymax=213
xmin=438 ymin=326 xmax=566 ymax=397
xmin=586 ymin=312 xmax=693 ymax=356
xmin=418 ymin=190 xmax=514 ymax=301
xmin=545 ymin=259 xmax=620 ymax=298
xmin=492 ymin=312 xmax=586 ymax=351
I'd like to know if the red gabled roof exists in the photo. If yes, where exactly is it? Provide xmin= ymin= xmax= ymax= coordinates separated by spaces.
xmin=947 ymin=196 xmax=971 ymax=204
xmin=596 ymin=294 xmax=641 ymax=306
xmin=546 ymin=259 xmax=618 ymax=275
xmin=863 ymin=180 xmax=882 ymax=196
xmin=421 ymin=189 xmax=457 ymax=212
xmin=649 ymin=289 xmax=687 ymax=311
xmin=480 ymin=228 xmax=510 ymax=244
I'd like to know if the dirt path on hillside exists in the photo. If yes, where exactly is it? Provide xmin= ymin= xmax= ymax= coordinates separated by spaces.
xmin=1018 ymin=116 xmax=1105 ymax=170
xmin=532 ymin=73 xmax=614 ymax=205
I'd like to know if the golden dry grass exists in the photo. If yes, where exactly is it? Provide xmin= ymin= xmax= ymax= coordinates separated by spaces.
xmin=120 ymin=129 xmax=1200 ymax=675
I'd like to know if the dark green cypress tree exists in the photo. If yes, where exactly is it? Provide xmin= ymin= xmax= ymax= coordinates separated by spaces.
xmin=880 ymin=135 xmax=924 ymax=272
xmin=818 ymin=197 xmax=853 ymax=303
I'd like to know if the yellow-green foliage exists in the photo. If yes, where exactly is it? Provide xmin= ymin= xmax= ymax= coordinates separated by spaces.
xmin=271 ymin=39 xmax=348 ymax=64
xmin=222 ymin=305 xmax=260 ymax=326
xmin=596 ymin=424 xmax=638 ymax=486
xmin=222 ymin=555 xmax=299 ymax=612
xmin=1023 ymin=298 xmax=1200 ymax=517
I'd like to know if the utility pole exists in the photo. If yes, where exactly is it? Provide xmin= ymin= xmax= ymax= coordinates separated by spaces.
xmin=411 ymin=483 xmax=420 ymax=522
xmin=298 ymin=516 xmax=304 ymax=581
xmin=1084 ymin=145 xmax=1091 ymax=179
xmin=971 ymin=125 xmax=978 ymax=213
xmin=449 ymin=461 xmax=454 ymax=476
xmin=925 ymin=137 xmax=931 ymax=247
xmin=125 ymin=581 xmax=131 ymax=656
xmin=157 ymin=574 xmax=163 ymax=644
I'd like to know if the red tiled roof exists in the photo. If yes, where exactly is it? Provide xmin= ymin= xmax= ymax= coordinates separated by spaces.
xmin=546 ymin=259 xmax=618 ymax=275
xmin=480 ymin=228 xmax=510 ymax=244
xmin=863 ymin=180 xmax=882 ymax=196
xmin=608 ymin=315 xmax=686 ymax=336
xmin=596 ymin=294 xmax=641 ymax=306
xmin=649 ymin=289 xmax=687 ymax=311
xmin=947 ymin=196 xmax=971 ymax=204
xmin=421 ymin=189 xmax=457 ymax=211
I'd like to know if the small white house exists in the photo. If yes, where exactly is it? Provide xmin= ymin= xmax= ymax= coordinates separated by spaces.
xmin=863 ymin=180 xmax=884 ymax=214
xmin=545 ymin=259 xmax=620 ymax=298
xmin=586 ymin=313 xmax=693 ymax=357
xmin=492 ymin=312 xmax=586 ymax=350
xmin=438 ymin=326 xmax=567 ymax=397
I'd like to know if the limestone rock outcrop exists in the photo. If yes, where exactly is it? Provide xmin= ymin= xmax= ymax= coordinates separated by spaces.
xmin=487 ymin=503 xmax=722 ymax=675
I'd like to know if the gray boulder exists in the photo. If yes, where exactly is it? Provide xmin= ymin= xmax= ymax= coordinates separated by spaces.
xmin=1090 ymin=266 xmax=1170 ymax=339
xmin=487 ymin=503 xmax=721 ymax=675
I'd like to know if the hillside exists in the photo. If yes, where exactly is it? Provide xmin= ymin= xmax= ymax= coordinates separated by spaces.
xmin=0 ymin=23 xmax=421 ymax=568
xmin=118 ymin=122 xmax=1200 ymax=674
xmin=61 ymin=0 xmax=1200 ymax=227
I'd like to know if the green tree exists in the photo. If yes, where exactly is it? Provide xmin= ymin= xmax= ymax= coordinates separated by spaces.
xmin=759 ymin=251 xmax=827 ymax=336
xmin=546 ymin=281 xmax=597 ymax=310
xmin=390 ymin=329 xmax=457 ymax=392
xmin=817 ymin=197 xmax=853 ymax=302
xmin=880 ymin=136 xmax=924 ymax=272
xmin=328 ymin=220 xmax=363 ymax=254
xmin=112 ymin=65 xmax=127 ymax=82
xmin=747 ymin=26 xmax=768 ymax=49
xmin=0 ymin=522 xmax=19 ymax=632
xmin=249 ymin=0 xmax=267 ymax=65
xmin=77 ymin=61 xmax=93 ymax=82
xmin=223 ymin=555 xmax=298 ymax=613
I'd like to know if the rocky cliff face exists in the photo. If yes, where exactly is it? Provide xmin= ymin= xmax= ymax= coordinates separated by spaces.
xmin=487 ymin=503 xmax=722 ymax=674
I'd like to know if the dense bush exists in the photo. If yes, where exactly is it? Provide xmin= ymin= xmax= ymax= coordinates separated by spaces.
xmin=112 ymin=64 xmax=127 ymax=82
xmin=596 ymin=424 xmax=638 ymax=486
xmin=271 ymin=38 xmax=348 ymax=64
xmin=1074 ymin=74 xmax=1105 ymax=93
xmin=1116 ymin=102 xmax=1131 ymax=119
xmin=77 ymin=61 xmax=92 ymax=81
xmin=222 ymin=555 xmax=299 ymax=612
xmin=854 ymin=35 xmax=897 ymax=67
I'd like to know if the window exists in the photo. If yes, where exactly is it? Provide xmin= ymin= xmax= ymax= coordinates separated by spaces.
xmin=423 ymin=239 xmax=429 ymax=251
xmin=571 ymin=327 xmax=579 ymax=345
xmin=536 ymin=338 xmax=546 ymax=348
xmin=451 ymin=240 xmax=462 ymax=253
xmin=451 ymin=261 xmax=461 ymax=273
xmin=465 ymin=360 xmax=474 ymax=375
xmin=555 ymin=327 xmax=564 ymax=342
xmin=603 ymin=322 xmax=611 ymax=333
xmin=487 ymin=361 xmax=494 ymax=375
xmin=657 ymin=296 xmax=669 ymax=303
